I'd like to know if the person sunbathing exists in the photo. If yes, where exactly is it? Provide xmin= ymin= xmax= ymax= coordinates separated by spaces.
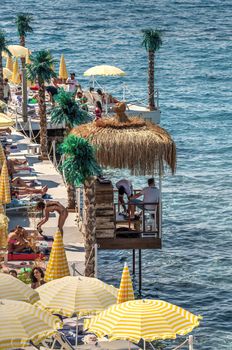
xmin=36 ymin=200 xmax=68 ymax=236
xmin=12 ymin=185 xmax=48 ymax=198
xmin=7 ymin=226 xmax=35 ymax=253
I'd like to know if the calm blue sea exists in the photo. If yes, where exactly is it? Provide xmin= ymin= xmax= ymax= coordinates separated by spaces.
xmin=1 ymin=0 xmax=232 ymax=348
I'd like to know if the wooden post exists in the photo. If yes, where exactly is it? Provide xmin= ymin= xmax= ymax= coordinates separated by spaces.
xmin=138 ymin=249 xmax=142 ymax=296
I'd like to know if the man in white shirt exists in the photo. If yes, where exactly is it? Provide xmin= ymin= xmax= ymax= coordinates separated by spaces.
xmin=66 ymin=72 xmax=78 ymax=93
xmin=130 ymin=178 xmax=159 ymax=212
xmin=116 ymin=179 xmax=133 ymax=214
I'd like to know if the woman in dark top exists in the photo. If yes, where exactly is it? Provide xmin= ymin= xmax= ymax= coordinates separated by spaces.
xmin=30 ymin=267 xmax=46 ymax=289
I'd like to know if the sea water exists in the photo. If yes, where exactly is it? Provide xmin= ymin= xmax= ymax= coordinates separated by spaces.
xmin=1 ymin=0 xmax=232 ymax=348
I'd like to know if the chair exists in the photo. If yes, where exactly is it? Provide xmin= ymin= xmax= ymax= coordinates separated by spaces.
xmin=141 ymin=205 xmax=158 ymax=237
xmin=41 ymin=332 xmax=75 ymax=349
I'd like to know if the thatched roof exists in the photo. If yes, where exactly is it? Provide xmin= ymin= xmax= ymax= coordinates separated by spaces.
xmin=71 ymin=116 xmax=176 ymax=176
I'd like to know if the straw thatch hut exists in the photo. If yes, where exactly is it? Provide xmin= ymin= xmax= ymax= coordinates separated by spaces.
xmin=71 ymin=103 xmax=176 ymax=277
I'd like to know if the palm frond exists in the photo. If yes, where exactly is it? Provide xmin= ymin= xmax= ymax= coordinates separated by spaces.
xmin=51 ymin=89 xmax=88 ymax=128
xmin=141 ymin=29 xmax=163 ymax=52
xmin=59 ymin=134 xmax=101 ymax=185
xmin=26 ymin=50 xmax=57 ymax=84
xmin=15 ymin=13 xmax=33 ymax=37
xmin=0 ymin=30 xmax=11 ymax=56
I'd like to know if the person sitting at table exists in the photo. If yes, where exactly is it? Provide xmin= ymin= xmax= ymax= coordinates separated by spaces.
xmin=129 ymin=178 xmax=159 ymax=215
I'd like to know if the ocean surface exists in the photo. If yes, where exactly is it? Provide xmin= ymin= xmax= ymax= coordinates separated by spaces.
xmin=1 ymin=0 xmax=232 ymax=348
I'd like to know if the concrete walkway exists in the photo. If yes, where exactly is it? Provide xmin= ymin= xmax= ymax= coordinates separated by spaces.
xmin=7 ymin=129 xmax=85 ymax=274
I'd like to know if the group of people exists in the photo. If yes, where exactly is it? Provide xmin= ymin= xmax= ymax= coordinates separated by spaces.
xmin=5 ymin=266 xmax=45 ymax=289
xmin=116 ymin=177 xmax=159 ymax=218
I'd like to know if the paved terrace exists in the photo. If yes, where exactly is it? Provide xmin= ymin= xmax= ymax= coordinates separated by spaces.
xmin=7 ymin=129 xmax=85 ymax=274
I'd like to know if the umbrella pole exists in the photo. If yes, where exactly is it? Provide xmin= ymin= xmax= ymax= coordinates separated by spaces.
xmin=75 ymin=314 xmax=79 ymax=347
xmin=143 ymin=339 xmax=146 ymax=350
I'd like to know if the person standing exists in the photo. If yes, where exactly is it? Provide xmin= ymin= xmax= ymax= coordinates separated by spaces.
xmin=66 ymin=72 xmax=78 ymax=94
xmin=3 ymin=78 xmax=11 ymax=104
xmin=116 ymin=179 xmax=133 ymax=214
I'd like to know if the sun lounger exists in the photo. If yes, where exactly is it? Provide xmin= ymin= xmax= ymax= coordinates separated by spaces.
xmin=8 ymin=251 xmax=45 ymax=261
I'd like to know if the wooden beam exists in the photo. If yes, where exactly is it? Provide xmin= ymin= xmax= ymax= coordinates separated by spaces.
xmin=96 ymin=237 xmax=162 ymax=250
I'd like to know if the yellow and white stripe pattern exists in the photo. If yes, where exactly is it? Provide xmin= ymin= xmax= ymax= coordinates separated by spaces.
xmin=0 ymin=213 xmax=9 ymax=250
xmin=44 ymin=230 xmax=70 ymax=282
xmin=37 ymin=276 xmax=118 ymax=317
xmin=11 ymin=58 xmax=21 ymax=85
xmin=0 ymin=160 xmax=11 ymax=204
xmin=59 ymin=54 xmax=68 ymax=80
xmin=85 ymin=299 xmax=202 ymax=342
xmin=117 ymin=263 xmax=134 ymax=304
xmin=0 ymin=273 xmax=39 ymax=304
xmin=0 ymin=142 xmax=6 ymax=167
xmin=0 ymin=299 xmax=62 ymax=349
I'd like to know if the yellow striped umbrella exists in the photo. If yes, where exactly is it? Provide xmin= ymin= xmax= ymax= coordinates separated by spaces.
xmin=0 ymin=160 xmax=11 ymax=204
xmin=5 ymin=55 xmax=13 ymax=71
xmin=0 ymin=273 xmax=39 ymax=304
xmin=3 ymin=67 xmax=12 ymax=80
xmin=59 ymin=54 xmax=68 ymax=80
xmin=117 ymin=263 xmax=134 ymax=304
xmin=0 ymin=299 xmax=62 ymax=349
xmin=37 ymin=276 xmax=118 ymax=317
xmin=11 ymin=58 xmax=21 ymax=85
xmin=0 ymin=142 xmax=6 ymax=167
xmin=45 ymin=230 xmax=70 ymax=282
xmin=0 ymin=213 xmax=9 ymax=250
xmin=0 ymin=113 xmax=14 ymax=127
xmin=26 ymin=54 xmax=31 ymax=64
xmin=85 ymin=299 xmax=202 ymax=342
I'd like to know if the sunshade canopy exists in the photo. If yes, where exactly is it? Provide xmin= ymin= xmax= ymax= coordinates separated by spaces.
xmin=72 ymin=112 xmax=176 ymax=176
xmin=59 ymin=53 xmax=68 ymax=80
xmin=0 ymin=113 xmax=14 ymax=127
xmin=117 ymin=263 xmax=134 ymax=304
xmin=0 ymin=159 xmax=11 ymax=204
xmin=84 ymin=65 xmax=125 ymax=77
xmin=45 ymin=230 xmax=70 ymax=282
xmin=0 ymin=273 xmax=39 ymax=304
xmin=2 ymin=45 xmax=29 ymax=58
xmin=0 ymin=299 xmax=62 ymax=349
xmin=85 ymin=299 xmax=202 ymax=342
xmin=36 ymin=275 xmax=118 ymax=317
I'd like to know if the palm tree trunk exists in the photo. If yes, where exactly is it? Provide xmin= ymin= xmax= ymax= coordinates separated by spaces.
xmin=20 ymin=35 xmax=25 ymax=47
xmin=0 ymin=55 xmax=3 ymax=101
xmin=67 ymin=183 xmax=76 ymax=209
xmin=38 ymin=83 xmax=48 ymax=160
xmin=148 ymin=50 xmax=155 ymax=111
xmin=83 ymin=176 xmax=96 ymax=277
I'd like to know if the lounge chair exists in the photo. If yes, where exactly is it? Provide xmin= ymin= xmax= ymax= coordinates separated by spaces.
xmin=40 ymin=332 xmax=75 ymax=349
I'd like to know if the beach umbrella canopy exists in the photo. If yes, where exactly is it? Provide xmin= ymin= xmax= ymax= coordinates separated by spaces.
xmin=44 ymin=230 xmax=70 ymax=282
xmin=84 ymin=65 xmax=126 ymax=77
xmin=36 ymin=275 xmax=118 ymax=317
xmin=26 ymin=54 xmax=31 ymax=64
xmin=0 ymin=159 xmax=11 ymax=204
xmin=85 ymin=299 xmax=202 ymax=342
xmin=72 ymin=103 xmax=176 ymax=176
xmin=0 ymin=213 xmax=8 ymax=250
xmin=5 ymin=55 xmax=13 ymax=71
xmin=59 ymin=53 xmax=68 ymax=80
xmin=11 ymin=58 xmax=21 ymax=85
xmin=3 ymin=67 xmax=12 ymax=80
xmin=0 ymin=142 xmax=6 ymax=167
xmin=0 ymin=273 xmax=39 ymax=304
xmin=0 ymin=299 xmax=62 ymax=349
xmin=2 ymin=44 xmax=29 ymax=58
xmin=117 ymin=263 xmax=134 ymax=304
xmin=0 ymin=113 xmax=14 ymax=127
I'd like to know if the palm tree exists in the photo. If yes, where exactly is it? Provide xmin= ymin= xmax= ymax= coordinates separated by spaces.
xmin=15 ymin=13 xmax=33 ymax=122
xmin=51 ymin=89 xmax=89 ymax=209
xmin=60 ymin=134 xmax=101 ymax=276
xmin=0 ymin=30 xmax=11 ymax=101
xmin=15 ymin=13 xmax=33 ymax=48
xmin=27 ymin=50 xmax=57 ymax=159
xmin=141 ymin=29 xmax=162 ymax=111
xmin=51 ymin=89 xmax=88 ymax=133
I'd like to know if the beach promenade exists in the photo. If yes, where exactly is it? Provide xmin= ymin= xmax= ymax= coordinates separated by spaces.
xmin=7 ymin=128 xmax=85 ymax=275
